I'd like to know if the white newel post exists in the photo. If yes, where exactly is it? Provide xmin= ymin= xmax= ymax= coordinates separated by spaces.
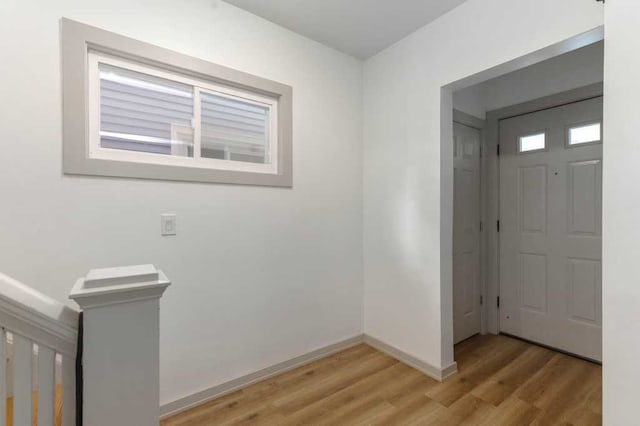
xmin=69 ymin=265 xmax=170 ymax=426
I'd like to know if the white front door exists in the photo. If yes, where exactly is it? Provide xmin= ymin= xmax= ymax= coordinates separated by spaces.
xmin=453 ymin=121 xmax=481 ymax=344
xmin=499 ymin=97 xmax=603 ymax=361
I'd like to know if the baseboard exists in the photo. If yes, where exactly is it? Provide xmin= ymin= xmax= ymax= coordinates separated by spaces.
xmin=440 ymin=360 xmax=459 ymax=381
xmin=160 ymin=334 xmax=365 ymax=420
xmin=160 ymin=333 xmax=458 ymax=420
xmin=363 ymin=335 xmax=457 ymax=382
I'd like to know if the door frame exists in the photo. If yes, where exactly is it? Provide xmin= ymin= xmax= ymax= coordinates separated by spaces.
xmin=484 ymin=82 xmax=604 ymax=334
xmin=452 ymin=109 xmax=487 ymax=337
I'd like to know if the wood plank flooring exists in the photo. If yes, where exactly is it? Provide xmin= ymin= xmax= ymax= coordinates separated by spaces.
xmin=161 ymin=335 xmax=602 ymax=425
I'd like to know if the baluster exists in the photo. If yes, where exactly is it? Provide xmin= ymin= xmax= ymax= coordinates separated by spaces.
xmin=13 ymin=334 xmax=32 ymax=426
xmin=37 ymin=345 xmax=55 ymax=426
xmin=61 ymin=355 xmax=75 ymax=425
xmin=0 ymin=329 xmax=5 ymax=425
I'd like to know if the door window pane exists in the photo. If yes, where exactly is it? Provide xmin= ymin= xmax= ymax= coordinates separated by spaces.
xmin=569 ymin=123 xmax=601 ymax=145
xmin=519 ymin=133 xmax=546 ymax=153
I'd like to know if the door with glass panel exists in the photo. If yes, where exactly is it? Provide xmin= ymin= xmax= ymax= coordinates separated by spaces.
xmin=453 ymin=122 xmax=481 ymax=344
xmin=499 ymin=96 xmax=602 ymax=361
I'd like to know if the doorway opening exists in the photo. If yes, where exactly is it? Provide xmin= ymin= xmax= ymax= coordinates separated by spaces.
xmin=449 ymin=39 xmax=604 ymax=363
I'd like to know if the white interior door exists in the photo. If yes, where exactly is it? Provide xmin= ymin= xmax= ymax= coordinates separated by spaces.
xmin=499 ymin=97 xmax=602 ymax=361
xmin=453 ymin=122 xmax=481 ymax=344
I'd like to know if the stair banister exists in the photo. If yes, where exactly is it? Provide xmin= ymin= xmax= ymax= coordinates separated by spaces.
xmin=70 ymin=264 xmax=170 ymax=426
xmin=0 ymin=271 xmax=79 ymax=425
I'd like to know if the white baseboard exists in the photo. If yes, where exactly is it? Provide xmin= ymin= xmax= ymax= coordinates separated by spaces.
xmin=160 ymin=334 xmax=365 ymax=420
xmin=160 ymin=333 xmax=458 ymax=420
xmin=441 ymin=360 xmax=459 ymax=381
xmin=363 ymin=335 xmax=457 ymax=382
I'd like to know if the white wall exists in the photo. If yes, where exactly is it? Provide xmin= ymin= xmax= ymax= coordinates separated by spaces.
xmin=602 ymin=2 xmax=640 ymax=423
xmin=363 ymin=0 xmax=603 ymax=370
xmin=452 ymin=83 xmax=486 ymax=120
xmin=0 ymin=0 xmax=363 ymax=405
xmin=453 ymin=41 xmax=604 ymax=119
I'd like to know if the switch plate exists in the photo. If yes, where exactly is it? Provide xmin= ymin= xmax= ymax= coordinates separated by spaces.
xmin=160 ymin=214 xmax=177 ymax=236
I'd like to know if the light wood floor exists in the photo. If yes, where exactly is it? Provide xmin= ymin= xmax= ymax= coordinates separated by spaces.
xmin=162 ymin=335 xmax=602 ymax=425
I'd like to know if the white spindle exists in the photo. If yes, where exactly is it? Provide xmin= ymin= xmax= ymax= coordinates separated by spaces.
xmin=14 ymin=334 xmax=33 ymax=425
xmin=62 ymin=354 xmax=76 ymax=425
xmin=0 ymin=329 xmax=5 ymax=423
xmin=37 ymin=345 xmax=56 ymax=425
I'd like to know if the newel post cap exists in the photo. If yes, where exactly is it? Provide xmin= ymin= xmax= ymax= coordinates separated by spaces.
xmin=69 ymin=264 xmax=170 ymax=309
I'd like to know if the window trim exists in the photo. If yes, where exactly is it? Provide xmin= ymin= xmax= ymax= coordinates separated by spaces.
xmin=61 ymin=18 xmax=292 ymax=187
xmin=565 ymin=120 xmax=602 ymax=149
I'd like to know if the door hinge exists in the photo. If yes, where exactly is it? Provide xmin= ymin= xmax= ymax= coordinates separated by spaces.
xmin=497 ymin=220 xmax=500 ymax=232
xmin=497 ymin=144 xmax=500 ymax=156
xmin=479 ymin=145 xmax=483 ymax=157
xmin=497 ymin=296 xmax=500 ymax=308
xmin=480 ymin=221 xmax=483 ymax=232
xmin=480 ymin=295 xmax=483 ymax=305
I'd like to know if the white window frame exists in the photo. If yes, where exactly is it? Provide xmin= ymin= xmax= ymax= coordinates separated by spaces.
xmin=62 ymin=18 xmax=292 ymax=187
xmin=88 ymin=51 xmax=278 ymax=175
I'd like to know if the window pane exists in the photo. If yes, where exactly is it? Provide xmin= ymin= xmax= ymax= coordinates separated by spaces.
xmin=99 ymin=63 xmax=194 ymax=156
xmin=200 ymin=91 xmax=270 ymax=164
xmin=569 ymin=123 xmax=601 ymax=145
xmin=519 ymin=133 xmax=546 ymax=153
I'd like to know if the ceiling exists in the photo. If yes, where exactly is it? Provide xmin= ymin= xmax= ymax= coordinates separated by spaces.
xmin=223 ymin=0 xmax=468 ymax=59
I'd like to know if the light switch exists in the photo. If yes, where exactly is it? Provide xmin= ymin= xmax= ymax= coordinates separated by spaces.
xmin=160 ymin=214 xmax=177 ymax=236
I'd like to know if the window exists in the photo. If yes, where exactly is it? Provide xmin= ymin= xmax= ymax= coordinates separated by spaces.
xmin=96 ymin=62 xmax=195 ymax=158
xmin=519 ymin=132 xmax=546 ymax=153
xmin=568 ymin=122 xmax=601 ymax=146
xmin=62 ymin=18 xmax=292 ymax=186
xmin=89 ymin=53 xmax=277 ymax=174
xmin=199 ymin=91 xmax=272 ymax=165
